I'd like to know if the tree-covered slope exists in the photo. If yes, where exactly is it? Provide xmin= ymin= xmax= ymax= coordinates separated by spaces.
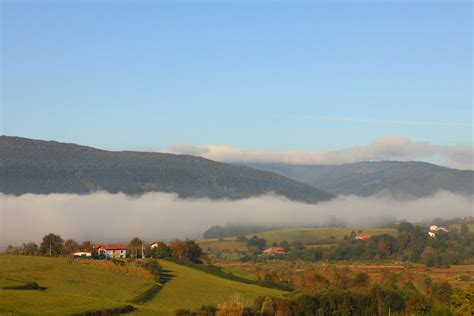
xmin=243 ymin=161 xmax=473 ymax=198
xmin=0 ymin=136 xmax=333 ymax=203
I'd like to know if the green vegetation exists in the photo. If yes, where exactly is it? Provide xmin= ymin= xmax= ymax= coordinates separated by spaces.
xmin=0 ymin=136 xmax=333 ymax=202
xmin=133 ymin=260 xmax=286 ymax=315
xmin=248 ymin=227 xmax=398 ymax=244
xmin=0 ymin=255 xmax=155 ymax=315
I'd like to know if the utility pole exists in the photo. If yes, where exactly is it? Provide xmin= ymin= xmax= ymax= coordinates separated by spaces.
xmin=49 ymin=241 xmax=52 ymax=256
xmin=141 ymin=242 xmax=144 ymax=259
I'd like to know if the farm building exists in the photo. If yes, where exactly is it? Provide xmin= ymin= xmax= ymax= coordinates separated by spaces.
xmin=93 ymin=244 xmax=127 ymax=258
xmin=428 ymin=225 xmax=449 ymax=237
xmin=263 ymin=247 xmax=288 ymax=256
xmin=355 ymin=234 xmax=371 ymax=240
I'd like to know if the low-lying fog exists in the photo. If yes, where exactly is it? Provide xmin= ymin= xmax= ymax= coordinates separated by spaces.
xmin=1 ymin=191 xmax=472 ymax=248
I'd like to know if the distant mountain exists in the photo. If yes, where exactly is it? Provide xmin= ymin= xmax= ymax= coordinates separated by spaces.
xmin=0 ymin=136 xmax=334 ymax=203
xmin=241 ymin=161 xmax=474 ymax=198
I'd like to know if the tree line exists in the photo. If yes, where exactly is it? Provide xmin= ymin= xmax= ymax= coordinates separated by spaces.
xmin=247 ymin=223 xmax=474 ymax=267
xmin=4 ymin=234 xmax=203 ymax=263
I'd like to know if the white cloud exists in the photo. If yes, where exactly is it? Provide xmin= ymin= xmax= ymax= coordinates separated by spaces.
xmin=1 ymin=192 xmax=472 ymax=248
xmin=161 ymin=137 xmax=473 ymax=170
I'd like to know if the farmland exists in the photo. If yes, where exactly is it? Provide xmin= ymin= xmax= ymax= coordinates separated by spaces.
xmin=198 ymin=226 xmax=398 ymax=253
xmin=0 ymin=255 xmax=285 ymax=315
xmin=0 ymin=255 xmax=155 ymax=314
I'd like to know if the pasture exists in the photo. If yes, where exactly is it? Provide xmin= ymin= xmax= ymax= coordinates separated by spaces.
xmin=0 ymin=255 xmax=286 ymax=315
xmin=0 ymin=255 xmax=155 ymax=315
xmin=134 ymin=260 xmax=285 ymax=315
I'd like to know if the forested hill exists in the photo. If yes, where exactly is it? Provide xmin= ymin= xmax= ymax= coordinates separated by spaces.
xmin=242 ymin=161 xmax=474 ymax=198
xmin=0 ymin=136 xmax=334 ymax=203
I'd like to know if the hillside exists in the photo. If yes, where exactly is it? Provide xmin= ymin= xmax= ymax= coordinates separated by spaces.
xmin=135 ymin=260 xmax=284 ymax=315
xmin=0 ymin=256 xmax=284 ymax=315
xmin=0 ymin=255 xmax=155 ymax=314
xmin=0 ymin=136 xmax=333 ymax=203
xmin=243 ymin=161 xmax=474 ymax=198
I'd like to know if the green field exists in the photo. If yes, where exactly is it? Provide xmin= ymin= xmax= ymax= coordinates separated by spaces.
xmin=0 ymin=256 xmax=285 ymax=315
xmin=198 ymin=227 xmax=398 ymax=252
xmin=134 ymin=260 xmax=285 ymax=315
xmin=0 ymin=255 xmax=155 ymax=314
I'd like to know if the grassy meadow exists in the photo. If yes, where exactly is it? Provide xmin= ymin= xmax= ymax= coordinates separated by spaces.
xmin=134 ymin=260 xmax=285 ymax=315
xmin=0 ymin=255 xmax=285 ymax=315
xmin=0 ymin=255 xmax=155 ymax=314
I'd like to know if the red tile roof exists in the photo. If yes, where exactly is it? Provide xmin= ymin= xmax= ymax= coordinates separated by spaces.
xmin=356 ymin=234 xmax=371 ymax=240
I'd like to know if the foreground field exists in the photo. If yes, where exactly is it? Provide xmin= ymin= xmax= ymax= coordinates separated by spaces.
xmin=198 ymin=227 xmax=398 ymax=253
xmin=0 ymin=256 xmax=285 ymax=315
xmin=0 ymin=255 xmax=155 ymax=314
xmin=134 ymin=260 xmax=285 ymax=315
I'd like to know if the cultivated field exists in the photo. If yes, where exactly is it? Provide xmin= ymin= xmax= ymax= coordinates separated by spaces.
xmin=134 ymin=260 xmax=285 ymax=315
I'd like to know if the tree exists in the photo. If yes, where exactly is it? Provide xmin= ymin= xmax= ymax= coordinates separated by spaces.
xmin=397 ymin=222 xmax=414 ymax=233
xmin=247 ymin=236 xmax=266 ymax=255
xmin=39 ymin=233 xmax=64 ymax=256
xmin=80 ymin=241 xmax=97 ymax=255
xmin=128 ymin=237 xmax=144 ymax=258
xmin=62 ymin=239 xmax=79 ymax=255
xmin=169 ymin=240 xmax=189 ymax=260
xmin=169 ymin=239 xmax=202 ymax=263
xmin=185 ymin=240 xmax=202 ymax=263
xmin=150 ymin=241 xmax=171 ymax=259
xmin=22 ymin=242 xmax=39 ymax=256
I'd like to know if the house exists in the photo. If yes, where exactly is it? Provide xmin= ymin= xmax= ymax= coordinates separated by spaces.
xmin=93 ymin=244 xmax=127 ymax=258
xmin=429 ymin=225 xmax=449 ymax=232
xmin=72 ymin=251 xmax=91 ymax=257
xmin=150 ymin=242 xmax=160 ymax=249
xmin=263 ymin=247 xmax=288 ymax=256
xmin=355 ymin=234 xmax=371 ymax=241
xmin=428 ymin=225 xmax=449 ymax=237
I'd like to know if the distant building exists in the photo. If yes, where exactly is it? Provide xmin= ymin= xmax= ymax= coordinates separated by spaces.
xmin=93 ymin=244 xmax=127 ymax=258
xmin=355 ymin=234 xmax=371 ymax=241
xmin=150 ymin=242 xmax=160 ymax=249
xmin=72 ymin=251 xmax=91 ymax=257
xmin=263 ymin=247 xmax=288 ymax=256
xmin=429 ymin=225 xmax=449 ymax=232
xmin=428 ymin=225 xmax=449 ymax=237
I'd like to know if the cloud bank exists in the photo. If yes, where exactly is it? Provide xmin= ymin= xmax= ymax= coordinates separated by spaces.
xmin=1 ymin=192 xmax=472 ymax=248
xmin=161 ymin=137 xmax=473 ymax=170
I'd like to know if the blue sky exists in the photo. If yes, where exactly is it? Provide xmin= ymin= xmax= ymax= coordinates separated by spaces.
xmin=1 ymin=0 xmax=472 ymax=152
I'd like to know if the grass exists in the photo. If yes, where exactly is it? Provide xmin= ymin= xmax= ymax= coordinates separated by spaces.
xmin=133 ymin=260 xmax=286 ymax=315
xmin=198 ymin=227 xmax=398 ymax=253
xmin=0 ymin=255 xmax=155 ymax=315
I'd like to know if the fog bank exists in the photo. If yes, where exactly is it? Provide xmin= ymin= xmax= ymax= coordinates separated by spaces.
xmin=1 ymin=192 xmax=472 ymax=247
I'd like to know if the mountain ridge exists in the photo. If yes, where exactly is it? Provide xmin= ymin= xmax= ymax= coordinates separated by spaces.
xmin=241 ymin=161 xmax=474 ymax=198
xmin=0 ymin=136 xmax=334 ymax=203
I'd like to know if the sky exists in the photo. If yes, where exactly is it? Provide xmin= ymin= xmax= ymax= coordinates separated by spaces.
xmin=1 ymin=1 xmax=472 ymax=159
